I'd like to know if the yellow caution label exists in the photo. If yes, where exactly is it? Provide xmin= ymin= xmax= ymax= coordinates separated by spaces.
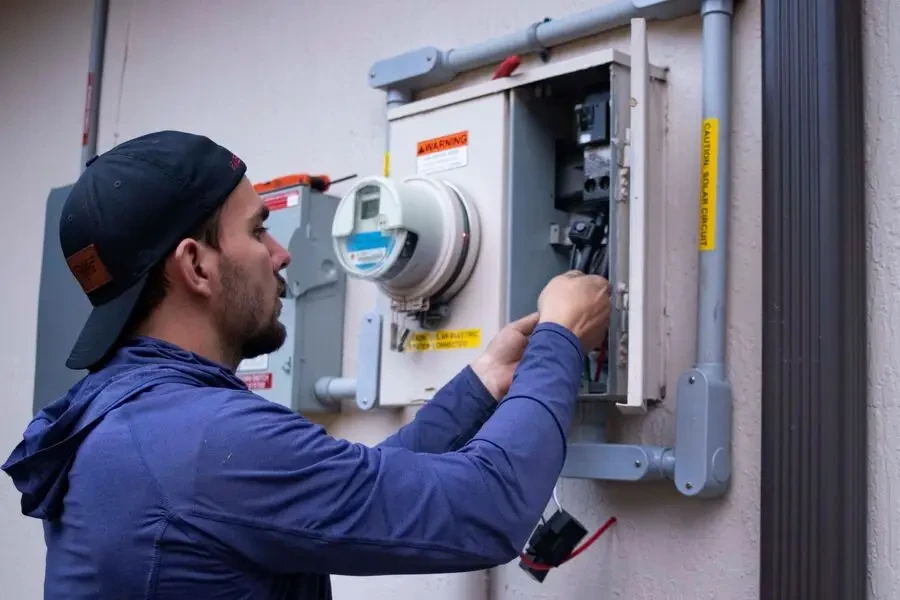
xmin=698 ymin=117 xmax=719 ymax=252
xmin=383 ymin=151 xmax=390 ymax=177
xmin=408 ymin=328 xmax=482 ymax=352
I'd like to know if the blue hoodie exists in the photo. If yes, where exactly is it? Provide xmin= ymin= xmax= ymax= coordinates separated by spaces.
xmin=2 ymin=323 xmax=584 ymax=599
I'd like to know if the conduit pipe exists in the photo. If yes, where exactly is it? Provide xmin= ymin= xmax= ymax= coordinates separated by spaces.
xmin=672 ymin=0 xmax=734 ymax=498
xmin=81 ymin=0 xmax=109 ymax=172
xmin=368 ymin=0 xmax=703 ymax=96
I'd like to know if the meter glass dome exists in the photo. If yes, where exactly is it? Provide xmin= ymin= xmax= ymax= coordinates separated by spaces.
xmin=331 ymin=175 xmax=481 ymax=311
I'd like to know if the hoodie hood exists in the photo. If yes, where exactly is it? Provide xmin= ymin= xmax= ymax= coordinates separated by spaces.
xmin=2 ymin=337 xmax=247 ymax=521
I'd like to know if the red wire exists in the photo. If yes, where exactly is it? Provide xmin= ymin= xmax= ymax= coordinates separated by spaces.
xmin=518 ymin=516 xmax=617 ymax=572
xmin=492 ymin=55 xmax=522 ymax=79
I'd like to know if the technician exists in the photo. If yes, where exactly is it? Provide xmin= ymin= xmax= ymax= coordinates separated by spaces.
xmin=2 ymin=130 xmax=611 ymax=600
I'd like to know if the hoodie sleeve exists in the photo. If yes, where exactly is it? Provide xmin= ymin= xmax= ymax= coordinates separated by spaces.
xmin=375 ymin=366 xmax=498 ymax=454
xmin=183 ymin=323 xmax=584 ymax=576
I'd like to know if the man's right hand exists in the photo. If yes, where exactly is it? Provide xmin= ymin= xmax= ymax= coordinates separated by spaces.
xmin=537 ymin=270 xmax=611 ymax=350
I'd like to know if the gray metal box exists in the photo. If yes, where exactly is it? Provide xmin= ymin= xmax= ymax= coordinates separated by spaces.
xmin=235 ymin=184 xmax=346 ymax=413
xmin=33 ymin=186 xmax=92 ymax=414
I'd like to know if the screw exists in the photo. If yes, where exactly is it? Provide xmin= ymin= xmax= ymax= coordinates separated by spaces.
xmin=634 ymin=460 xmax=642 ymax=468
xmin=685 ymin=482 xmax=693 ymax=490
xmin=689 ymin=376 xmax=696 ymax=384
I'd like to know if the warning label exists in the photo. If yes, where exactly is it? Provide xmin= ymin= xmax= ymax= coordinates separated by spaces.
xmin=416 ymin=131 xmax=468 ymax=175
xmin=408 ymin=328 xmax=481 ymax=352
xmin=264 ymin=191 xmax=300 ymax=212
xmin=240 ymin=372 xmax=273 ymax=390
xmin=698 ymin=118 xmax=719 ymax=252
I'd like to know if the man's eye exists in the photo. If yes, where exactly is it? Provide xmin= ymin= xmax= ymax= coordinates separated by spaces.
xmin=254 ymin=226 xmax=268 ymax=239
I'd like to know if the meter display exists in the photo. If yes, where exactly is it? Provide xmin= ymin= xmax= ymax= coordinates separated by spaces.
xmin=331 ymin=175 xmax=481 ymax=313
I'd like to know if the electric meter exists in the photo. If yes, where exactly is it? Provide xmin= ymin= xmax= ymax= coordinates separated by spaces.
xmin=331 ymin=175 xmax=481 ymax=319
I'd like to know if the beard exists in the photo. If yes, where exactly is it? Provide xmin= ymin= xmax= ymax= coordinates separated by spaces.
xmin=215 ymin=255 xmax=287 ymax=362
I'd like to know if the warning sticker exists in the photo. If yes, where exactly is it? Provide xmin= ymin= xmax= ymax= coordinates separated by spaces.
xmin=698 ymin=118 xmax=719 ymax=252
xmin=416 ymin=131 xmax=468 ymax=175
xmin=240 ymin=372 xmax=273 ymax=390
xmin=264 ymin=191 xmax=300 ymax=212
xmin=408 ymin=328 xmax=481 ymax=352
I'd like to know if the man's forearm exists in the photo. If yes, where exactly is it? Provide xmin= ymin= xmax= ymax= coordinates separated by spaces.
xmin=376 ymin=365 xmax=497 ymax=454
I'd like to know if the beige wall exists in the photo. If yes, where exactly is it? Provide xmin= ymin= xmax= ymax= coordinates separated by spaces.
xmin=0 ymin=0 xmax=889 ymax=598
xmin=864 ymin=0 xmax=900 ymax=597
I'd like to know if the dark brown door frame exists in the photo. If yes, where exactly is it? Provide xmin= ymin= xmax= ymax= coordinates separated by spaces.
xmin=760 ymin=0 xmax=868 ymax=598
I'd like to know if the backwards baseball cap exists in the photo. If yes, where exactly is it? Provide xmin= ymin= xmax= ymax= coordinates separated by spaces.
xmin=60 ymin=130 xmax=246 ymax=370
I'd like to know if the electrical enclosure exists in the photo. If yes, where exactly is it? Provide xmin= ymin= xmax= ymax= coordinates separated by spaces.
xmin=32 ymin=182 xmax=347 ymax=415
xmin=235 ymin=182 xmax=347 ymax=413
xmin=33 ymin=185 xmax=92 ymax=414
xmin=369 ymin=47 xmax=667 ymax=414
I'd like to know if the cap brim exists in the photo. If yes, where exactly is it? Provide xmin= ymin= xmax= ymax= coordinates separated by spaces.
xmin=65 ymin=272 xmax=150 ymax=371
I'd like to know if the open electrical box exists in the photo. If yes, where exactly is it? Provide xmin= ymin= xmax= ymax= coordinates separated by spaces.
xmin=332 ymin=30 xmax=667 ymax=417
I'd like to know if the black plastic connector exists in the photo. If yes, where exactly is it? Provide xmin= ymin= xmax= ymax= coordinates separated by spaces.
xmin=519 ymin=509 xmax=588 ymax=583
xmin=568 ymin=220 xmax=607 ymax=274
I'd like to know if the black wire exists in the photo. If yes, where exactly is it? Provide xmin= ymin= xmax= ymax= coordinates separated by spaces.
xmin=568 ymin=215 xmax=610 ymax=277
xmin=569 ymin=242 xmax=609 ymax=278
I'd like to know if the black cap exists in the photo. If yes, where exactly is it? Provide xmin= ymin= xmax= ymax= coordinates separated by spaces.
xmin=60 ymin=130 xmax=247 ymax=370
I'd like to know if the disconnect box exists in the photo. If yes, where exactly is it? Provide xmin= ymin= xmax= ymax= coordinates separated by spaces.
xmin=236 ymin=178 xmax=348 ymax=413
xmin=332 ymin=40 xmax=667 ymax=414
xmin=32 ymin=178 xmax=347 ymax=415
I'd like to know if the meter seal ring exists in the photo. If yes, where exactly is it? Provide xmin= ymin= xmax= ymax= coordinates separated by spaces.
xmin=428 ymin=180 xmax=480 ymax=305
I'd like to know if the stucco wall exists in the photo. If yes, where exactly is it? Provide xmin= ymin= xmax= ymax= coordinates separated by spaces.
xmin=864 ymin=1 xmax=900 ymax=598
xmin=5 ymin=0 xmax=894 ymax=598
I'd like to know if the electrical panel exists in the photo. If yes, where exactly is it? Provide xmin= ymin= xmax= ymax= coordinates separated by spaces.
xmin=335 ymin=43 xmax=667 ymax=414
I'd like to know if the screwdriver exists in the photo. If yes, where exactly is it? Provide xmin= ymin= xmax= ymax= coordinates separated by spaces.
xmin=254 ymin=173 xmax=358 ymax=195
xmin=297 ymin=173 xmax=357 ymax=192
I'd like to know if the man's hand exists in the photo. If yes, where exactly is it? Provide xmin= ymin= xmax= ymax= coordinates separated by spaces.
xmin=538 ymin=270 xmax=611 ymax=351
xmin=470 ymin=312 xmax=540 ymax=401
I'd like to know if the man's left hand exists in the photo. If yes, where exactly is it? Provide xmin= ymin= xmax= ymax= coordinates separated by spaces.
xmin=470 ymin=312 xmax=540 ymax=401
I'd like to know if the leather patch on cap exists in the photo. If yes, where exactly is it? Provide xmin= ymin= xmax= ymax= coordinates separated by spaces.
xmin=66 ymin=244 xmax=112 ymax=293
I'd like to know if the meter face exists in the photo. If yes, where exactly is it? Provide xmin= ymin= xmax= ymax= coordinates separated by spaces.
xmin=356 ymin=185 xmax=381 ymax=222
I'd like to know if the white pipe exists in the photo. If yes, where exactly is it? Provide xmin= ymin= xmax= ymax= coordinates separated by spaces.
xmin=314 ymin=376 xmax=356 ymax=400
xmin=446 ymin=0 xmax=637 ymax=72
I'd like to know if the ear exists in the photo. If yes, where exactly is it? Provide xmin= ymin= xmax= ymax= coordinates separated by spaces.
xmin=171 ymin=238 xmax=217 ymax=297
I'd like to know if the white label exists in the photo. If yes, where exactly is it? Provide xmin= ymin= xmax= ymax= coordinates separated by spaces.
xmin=416 ymin=146 xmax=468 ymax=175
xmin=349 ymin=248 xmax=386 ymax=265
xmin=237 ymin=354 xmax=269 ymax=372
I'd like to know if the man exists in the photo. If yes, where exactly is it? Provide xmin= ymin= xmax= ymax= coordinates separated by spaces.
xmin=2 ymin=131 xmax=611 ymax=599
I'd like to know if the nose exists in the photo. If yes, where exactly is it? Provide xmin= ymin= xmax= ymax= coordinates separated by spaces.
xmin=267 ymin=236 xmax=292 ymax=271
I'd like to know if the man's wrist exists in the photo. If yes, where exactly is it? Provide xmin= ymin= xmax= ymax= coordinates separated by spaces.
xmin=469 ymin=355 xmax=503 ymax=401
